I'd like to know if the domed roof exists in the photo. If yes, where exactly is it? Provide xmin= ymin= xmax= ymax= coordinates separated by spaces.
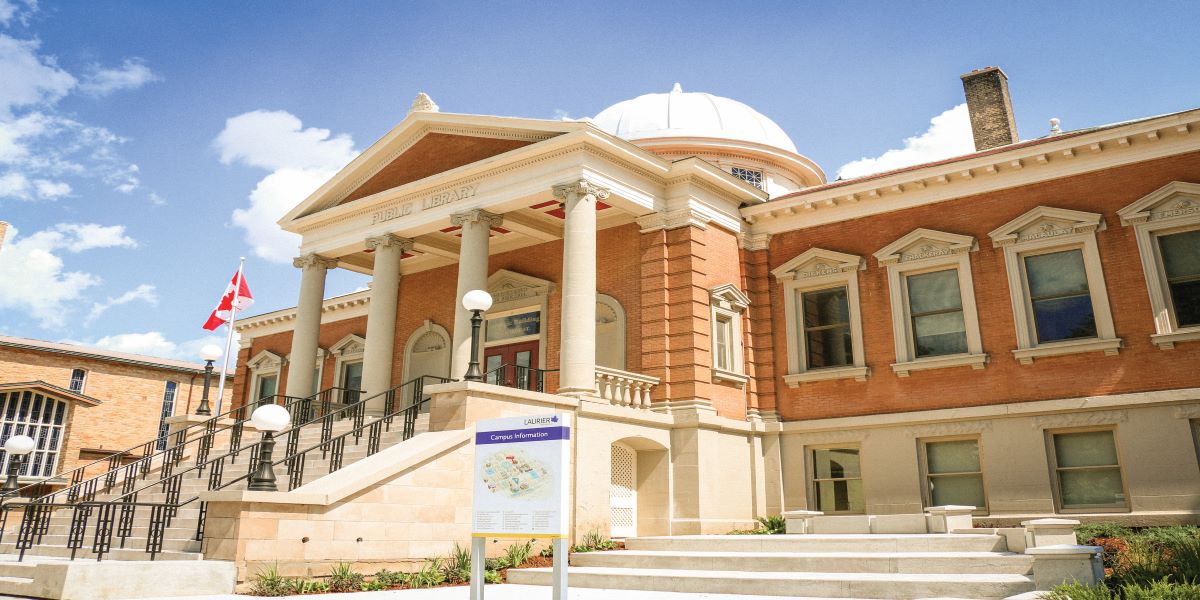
xmin=592 ymin=84 xmax=798 ymax=154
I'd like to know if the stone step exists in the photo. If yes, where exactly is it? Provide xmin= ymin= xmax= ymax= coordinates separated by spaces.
xmin=0 ymin=533 xmax=201 ymax=553
xmin=625 ymin=534 xmax=1009 ymax=553
xmin=572 ymin=550 xmax=1035 ymax=574
xmin=506 ymin=566 xmax=1036 ymax=599
xmin=0 ymin=554 xmax=236 ymax=600
xmin=0 ymin=542 xmax=202 ymax=561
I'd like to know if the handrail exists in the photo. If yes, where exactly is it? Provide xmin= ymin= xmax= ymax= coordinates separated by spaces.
xmin=0 ymin=375 xmax=450 ymax=562
xmin=483 ymin=363 xmax=557 ymax=393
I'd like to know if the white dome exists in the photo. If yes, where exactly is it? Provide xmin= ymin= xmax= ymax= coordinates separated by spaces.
xmin=592 ymin=84 xmax=798 ymax=153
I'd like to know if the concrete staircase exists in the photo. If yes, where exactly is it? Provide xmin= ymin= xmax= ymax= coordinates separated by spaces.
xmin=1 ymin=411 xmax=429 ymax=563
xmin=508 ymin=533 xmax=1040 ymax=599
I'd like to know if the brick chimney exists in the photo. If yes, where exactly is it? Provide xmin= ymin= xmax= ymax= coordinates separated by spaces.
xmin=960 ymin=66 xmax=1019 ymax=151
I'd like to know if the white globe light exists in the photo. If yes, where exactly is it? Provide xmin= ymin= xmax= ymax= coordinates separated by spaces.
xmin=4 ymin=435 xmax=35 ymax=456
xmin=200 ymin=345 xmax=222 ymax=362
xmin=462 ymin=289 xmax=493 ymax=312
xmin=251 ymin=404 xmax=290 ymax=432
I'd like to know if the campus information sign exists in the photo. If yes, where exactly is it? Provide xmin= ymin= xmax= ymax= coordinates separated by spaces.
xmin=471 ymin=413 xmax=571 ymax=538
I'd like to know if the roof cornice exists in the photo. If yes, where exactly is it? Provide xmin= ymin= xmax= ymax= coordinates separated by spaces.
xmin=743 ymin=108 xmax=1200 ymax=234
xmin=235 ymin=289 xmax=372 ymax=337
xmin=0 ymin=339 xmax=228 ymax=378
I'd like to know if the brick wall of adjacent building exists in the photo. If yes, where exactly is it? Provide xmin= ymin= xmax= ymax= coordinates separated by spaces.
xmin=0 ymin=345 xmax=233 ymax=475
xmin=767 ymin=151 xmax=1200 ymax=421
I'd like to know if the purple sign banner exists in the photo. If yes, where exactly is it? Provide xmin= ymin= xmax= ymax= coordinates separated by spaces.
xmin=475 ymin=426 xmax=571 ymax=445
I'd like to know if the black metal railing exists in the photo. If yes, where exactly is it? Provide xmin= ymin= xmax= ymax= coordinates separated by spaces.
xmin=484 ymin=363 xmax=556 ymax=393
xmin=0 ymin=376 xmax=448 ymax=562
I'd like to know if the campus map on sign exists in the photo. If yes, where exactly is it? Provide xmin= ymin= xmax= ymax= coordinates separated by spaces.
xmin=471 ymin=413 xmax=571 ymax=538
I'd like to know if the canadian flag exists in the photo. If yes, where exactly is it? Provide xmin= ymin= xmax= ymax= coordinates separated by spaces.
xmin=202 ymin=268 xmax=254 ymax=331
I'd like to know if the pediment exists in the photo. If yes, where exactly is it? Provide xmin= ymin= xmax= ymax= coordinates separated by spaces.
xmin=710 ymin=283 xmax=751 ymax=310
xmin=281 ymin=112 xmax=580 ymax=224
xmin=487 ymin=269 xmax=555 ymax=306
xmin=874 ymin=228 xmax=977 ymax=266
xmin=330 ymin=334 xmax=366 ymax=357
xmin=1118 ymin=181 xmax=1200 ymax=226
xmin=248 ymin=350 xmax=284 ymax=371
xmin=771 ymin=248 xmax=865 ymax=281
xmin=988 ymin=206 xmax=1105 ymax=247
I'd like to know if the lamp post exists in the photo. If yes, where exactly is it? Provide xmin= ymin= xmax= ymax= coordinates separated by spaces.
xmin=461 ymin=290 xmax=493 ymax=381
xmin=2 ymin=435 xmax=35 ymax=495
xmin=247 ymin=404 xmax=290 ymax=492
xmin=197 ymin=344 xmax=222 ymax=416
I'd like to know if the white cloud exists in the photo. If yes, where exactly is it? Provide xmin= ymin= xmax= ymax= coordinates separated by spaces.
xmin=0 ymin=34 xmax=76 ymax=119
xmin=79 ymin=58 xmax=159 ymax=96
xmin=69 ymin=331 xmax=237 ymax=366
xmin=214 ymin=110 xmax=357 ymax=171
xmin=217 ymin=110 xmax=358 ymax=263
xmin=33 ymin=178 xmax=68 ymax=197
xmin=836 ymin=104 xmax=975 ymax=180
xmin=0 ymin=0 xmax=37 ymax=27
xmin=0 ymin=223 xmax=137 ymax=327
xmin=85 ymin=282 xmax=157 ymax=324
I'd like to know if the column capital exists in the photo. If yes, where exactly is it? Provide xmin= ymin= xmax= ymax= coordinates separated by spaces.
xmin=552 ymin=179 xmax=611 ymax=201
xmin=365 ymin=234 xmax=414 ymax=252
xmin=293 ymin=253 xmax=339 ymax=270
xmin=450 ymin=209 xmax=503 ymax=229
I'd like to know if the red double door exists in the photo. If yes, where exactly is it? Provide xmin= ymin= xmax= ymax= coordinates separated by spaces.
xmin=483 ymin=340 xmax=540 ymax=389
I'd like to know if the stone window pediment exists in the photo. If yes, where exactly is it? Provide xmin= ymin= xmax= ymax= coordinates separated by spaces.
xmin=1119 ymin=181 xmax=1200 ymax=348
xmin=247 ymin=350 xmax=284 ymax=372
xmin=771 ymin=248 xmax=865 ymax=281
xmin=874 ymin=228 xmax=977 ymax=266
xmin=988 ymin=206 xmax=1106 ymax=248
xmin=487 ymin=269 xmax=555 ymax=308
xmin=330 ymin=334 xmax=366 ymax=358
xmin=710 ymin=283 xmax=751 ymax=312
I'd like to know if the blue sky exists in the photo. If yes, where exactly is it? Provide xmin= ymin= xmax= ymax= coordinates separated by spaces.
xmin=0 ymin=0 xmax=1197 ymax=363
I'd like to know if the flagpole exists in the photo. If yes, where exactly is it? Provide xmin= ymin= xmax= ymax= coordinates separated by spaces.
xmin=214 ymin=257 xmax=245 ymax=416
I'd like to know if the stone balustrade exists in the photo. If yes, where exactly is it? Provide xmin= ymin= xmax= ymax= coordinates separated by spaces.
xmin=594 ymin=366 xmax=659 ymax=408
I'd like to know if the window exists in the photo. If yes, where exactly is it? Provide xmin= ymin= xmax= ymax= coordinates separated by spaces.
xmin=0 ymin=390 xmax=67 ymax=477
xmin=802 ymin=287 xmax=853 ymax=368
xmin=596 ymin=295 xmax=627 ymax=371
xmin=1049 ymin=429 xmax=1127 ymax=511
xmin=772 ymin=248 xmax=868 ymax=384
xmin=731 ymin=166 xmax=764 ymax=190
xmin=709 ymin=284 xmax=750 ymax=385
xmin=68 ymin=368 xmax=87 ymax=393
xmin=990 ymin=207 xmax=1120 ymax=363
xmin=329 ymin=334 xmax=366 ymax=403
xmin=255 ymin=374 xmax=278 ymax=402
xmin=1119 ymin=181 xmax=1200 ymax=348
xmin=810 ymin=447 xmax=864 ymax=513
xmin=921 ymin=438 xmax=986 ymax=511
xmin=155 ymin=381 xmax=178 ymax=450
xmin=875 ymin=229 xmax=986 ymax=375
xmin=340 ymin=362 xmax=363 ymax=403
xmin=1159 ymin=229 xmax=1200 ymax=328
xmin=245 ymin=350 xmax=284 ymax=407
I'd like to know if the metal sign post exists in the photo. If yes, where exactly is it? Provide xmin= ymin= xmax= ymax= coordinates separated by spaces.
xmin=468 ymin=412 xmax=572 ymax=599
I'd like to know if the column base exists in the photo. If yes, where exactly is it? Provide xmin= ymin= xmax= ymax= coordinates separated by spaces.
xmin=556 ymin=386 xmax=597 ymax=397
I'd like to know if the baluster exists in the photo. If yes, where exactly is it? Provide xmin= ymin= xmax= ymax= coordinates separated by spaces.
xmin=67 ymin=504 xmax=91 ymax=560
xmin=195 ymin=501 xmax=208 ymax=541
xmin=139 ymin=446 xmax=153 ymax=477
xmin=229 ymin=421 xmax=244 ymax=463
xmin=146 ymin=505 xmax=168 ymax=560
xmin=121 ymin=463 xmax=137 ymax=495
xmin=15 ymin=503 xmax=39 ymax=561
xmin=329 ymin=437 xmax=345 ymax=473
xmin=104 ymin=454 xmax=121 ymax=489
xmin=159 ymin=457 xmax=174 ymax=492
xmin=248 ymin=443 xmax=261 ymax=477
xmin=321 ymin=410 xmax=333 ymax=448
xmin=82 ymin=479 xmax=98 ymax=504
xmin=285 ymin=426 xmax=300 ymax=458
xmin=643 ymin=383 xmax=654 ymax=408
xmin=92 ymin=503 xmax=116 ymax=561
xmin=599 ymin=374 xmax=611 ymax=401
xmin=352 ymin=403 xmax=365 ymax=443
xmin=367 ymin=419 xmax=382 ymax=456
xmin=172 ymin=430 xmax=187 ymax=464
xmin=164 ymin=474 xmax=182 ymax=520
xmin=287 ymin=453 xmax=305 ymax=491
xmin=0 ymin=505 xmax=8 ymax=544
xmin=207 ymin=456 xmax=225 ymax=491
xmin=117 ymin=494 xmax=136 ymax=547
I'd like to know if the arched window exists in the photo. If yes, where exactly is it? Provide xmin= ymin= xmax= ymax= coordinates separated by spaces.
xmin=403 ymin=322 xmax=452 ymax=385
xmin=596 ymin=295 xmax=626 ymax=370
xmin=0 ymin=389 xmax=68 ymax=477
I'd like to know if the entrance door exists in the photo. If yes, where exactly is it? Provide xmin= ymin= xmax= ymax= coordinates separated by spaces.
xmin=483 ymin=340 xmax=539 ymax=390
xmin=610 ymin=443 xmax=637 ymax=538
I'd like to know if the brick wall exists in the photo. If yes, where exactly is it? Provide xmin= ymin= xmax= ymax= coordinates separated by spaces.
xmin=767 ymin=151 xmax=1200 ymax=420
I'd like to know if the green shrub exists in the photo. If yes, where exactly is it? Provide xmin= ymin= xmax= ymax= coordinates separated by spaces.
xmin=1133 ymin=526 xmax=1200 ymax=548
xmin=755 ymin=515 xmax=787 ymax=534
xmin=328 ymin=562 xmax=365 ymax=593
xmin=443 ymin=542 xmax=472 ymax=583
xmin=283 ymin=578 xmax=327 ymax=595
xmin=539 ymin=544 xmax=554 ymax=558
xmin=409 ymin=558 xmax=447 ymax=588
xmin=1077 ymin=523 xmax=1134 ymax=544
xmin=1046 ymin=579 xmax=1200 ymax=599
xmin=484 ymin=568 xmax=503 ymax=584
xmin=502 ymin=540 xmax=534 ymax=568
xmin=249 ymin=564 xmax=289 ymax=597
xmin=572 ymin=530 xmax=618 ymax=553
xmin=1042 ymin=581 xmax=1116 ymax=600
xmin=374 ymin=568 xmax=407 ymax=587
xmin=1118 ymin=536 xmax=1200 ymax=586
xmin=360 ymin=579 xmax=387 ymax=591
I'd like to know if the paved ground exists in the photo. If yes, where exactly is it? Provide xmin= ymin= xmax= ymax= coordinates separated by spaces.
xmin=128 ymin=585 xmax=886 ymax=600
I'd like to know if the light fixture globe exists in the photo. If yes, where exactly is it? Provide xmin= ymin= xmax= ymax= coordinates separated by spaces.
xmin=250 ymin=404 xmax=290 ymax=432
xmin=462 ymin=289 xmax=493 ymax=312
xmin=4 ymin=435 xmax=35 ymax=456
xmin=200 ymin=344 xmax=222 ymax=362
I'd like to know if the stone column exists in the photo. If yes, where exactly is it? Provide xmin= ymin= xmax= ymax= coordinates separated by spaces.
xmin=361 ymin=234 xmax=413 ymax=412
xmin=450 ymin=209 xmax=502 ymax=380
xmin=554 ymin=180 xmax=609 ymax=396
xmin=284 ymin=253 xmax=338 ymax=398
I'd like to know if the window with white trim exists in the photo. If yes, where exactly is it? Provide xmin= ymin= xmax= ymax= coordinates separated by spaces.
xmin=875 ymin=229 xmax=986 ymax=376
xmin=1118 ymin=181 xmax=1200 ymax=349
xmin=772 ymin=248 xmax=868 ymax=384
xmin=155 ymin=381 xmax=178 ymax=451
xmin=920 ymin=437 xmax=987 ymax=512
xmin=1048 ymin=429 xmax=1128 ymax=512
xmin=68 ymin=368 xmax=87 ymax=393
xmin=810 ymin=446 xmax=864 ymax=514
xmin=731 ymin=166 xmax=764 ymax=190
xmin=709 ymin=284 xmax=750 ymax=385
xmin=0 ymin=390 xmax=67 ymax=477
xmin=245 ymin=349 xmax=284 ymax=406
xmin=989 ymin=207 xmax=1120 ymax=364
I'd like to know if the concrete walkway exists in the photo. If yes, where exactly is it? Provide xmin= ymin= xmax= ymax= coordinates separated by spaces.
xmin=130 ymin=585 xmax=888 ymax=600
